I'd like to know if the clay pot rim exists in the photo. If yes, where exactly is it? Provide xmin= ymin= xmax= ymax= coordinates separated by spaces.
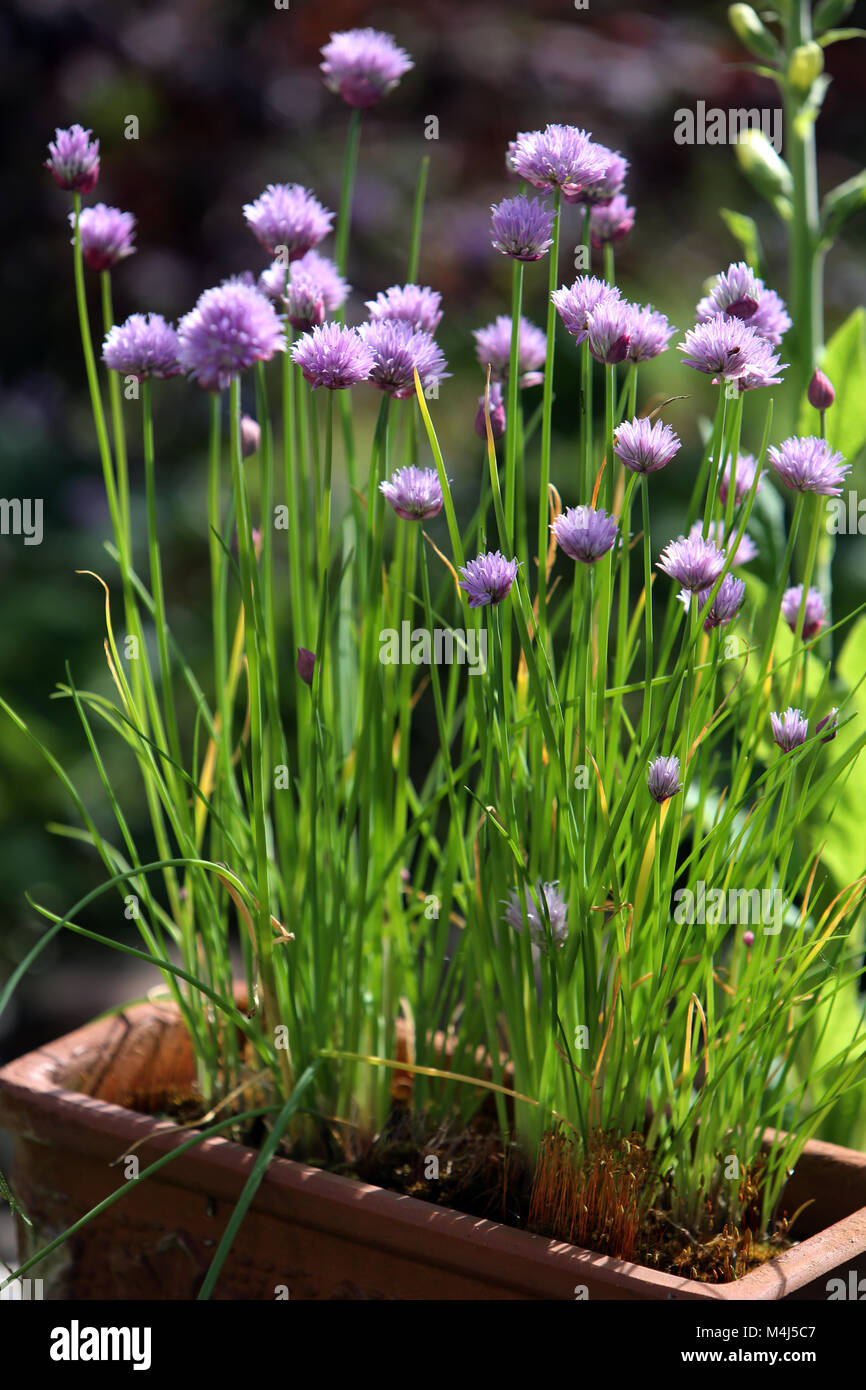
xmin=2 ymin=999 xmax=866 ymax=1301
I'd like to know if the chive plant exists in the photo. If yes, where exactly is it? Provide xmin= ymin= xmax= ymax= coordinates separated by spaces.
xmin=4 ymin=14 xmax=866 ymax=1281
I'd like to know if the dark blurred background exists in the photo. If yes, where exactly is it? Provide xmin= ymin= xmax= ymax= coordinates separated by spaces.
xmin=1 ymin=0 xmax=865 ymax=1095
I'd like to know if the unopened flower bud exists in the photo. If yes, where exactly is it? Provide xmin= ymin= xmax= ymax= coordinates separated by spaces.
xmin=743 ymin=930 xmax=755 ymax=947
xmin=728 ymin=5 xmax=779 ymax=61
xmin=735 ymin=129 xmax=794 ymax=204
xmin=788 ymin=42 xmax=824 ymax=93
xmin=807 ymin=369 xmax=835 ymax=411
xmin=297 ymin=647 xmax=316 ymax=686
xmin=240 ymin=414 xmax=261 ymax=457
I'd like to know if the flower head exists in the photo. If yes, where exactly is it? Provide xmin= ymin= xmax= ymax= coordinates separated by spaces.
xmin=587 ymin=298 xmax=632 ymax=364
xmin=103 ymin=313 xmax=182 ymax=381
xmin=696 ymin=263 xmax=791 ymax=343
xmin=320 ymin=28 xmax=413 ymax=107
xmin=504 ymin=881 xmax=569 ymax=947
xmin=508 ymin=124 xmax=609 ymax=198
xmin=243 ymin=184 xmax=333 ymax=260
xmin=458 ymin=551 xmax=519 ymax=607
xmin=768 ymin=435 xmax=850 ymax=496
xmin=71 ymin=204 xmax=136 ymax=271
xmin=178 ymin=281 xmax=285 ymax=391
xmin=679 ymin=315 xmax=785 ymax=387
xmin=770 ymin=707 xmax=808 ymax=753
xmin=365 ymin=283 xmax=442 ymax=334
xmin=658 ymin=533 xmax=726 ymax=592
xmin=358 ymin=320 xmax=448 ymax=398
xmin=379 ymin=466 xmax=443 ymax=521
xmin=577 ymin=147 xmax=629 ymax=205
xmin=490 ymin=194 xmax=554 ymax=261
xmin=475 ymin=381 xmax=506 ymax=440
xmin=696 ymin=261 xmax=761 ymax=321
xmin=589 ymin=195 xmax=635 ymax=248
xmin=552 ymin=276 xmax=619 ymax=344
xmin=473 ymin=315 xmax=546 ymax=386
xmin=648 ymin=755 xmax=683 ymax=803
xmin=551 ymin=505 xmax=618 ymax=563
xmin=694 ymin=573 xmax=746 ymax=632
xmin=781 ymin=585 xmax=826 ymax=640
xmin=276 ymin=250 xmax=349 ymax=330
xmin=808 ymin=369 xmax=835 ymax=411
xmin=291 ymin=322 xmax=373 ymax=390
xmin=45 ymin=124 xmax=99 ymax=193
xmin=613 ymin=417 xmax=681 ymax=475
xmin=625 ymin=303 xmax=675 ymax=362
xmin=719 ymin=451 xmax=765 ymax=507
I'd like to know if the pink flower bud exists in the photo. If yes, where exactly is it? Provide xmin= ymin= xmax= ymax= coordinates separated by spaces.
xmin=808 ymin=369 xmax=835 ymax=411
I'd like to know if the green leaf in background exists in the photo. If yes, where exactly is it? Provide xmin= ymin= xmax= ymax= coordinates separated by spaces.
xmin=821 ymin=168 xmax=866 ymax=243
xmin=799 ymin=307 xmax=866 ymax=465
xmin=817 ymin=28 xmax=866 ymax=47
xmin=719 ymin=207 xmax=764 ymax=273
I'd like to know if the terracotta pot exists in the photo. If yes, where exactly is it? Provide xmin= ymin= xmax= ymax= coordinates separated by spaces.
xmin=1 ymin=1001 xmax=865 ymax=1300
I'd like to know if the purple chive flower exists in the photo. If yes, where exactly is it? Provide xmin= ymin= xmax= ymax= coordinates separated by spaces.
xmin=102 ymin=313 xmax=182 ymax=380
xmin=586 ymin=298 xmax=632 ymax=365
xmin=577 ymin=147 xmax=629 ymax=205
xmin=458 ymin=551 xmax=519 ymax=607
xmin=177 ymin=281 xmax=285 ymax=392
xmin=365 ymin=283 xmax=442 ymax=334
xmin=816 ymin=708 xmax=838 ymax=742
xmin=240 ymin=415 xmax=261 ymax=458
xmin=297 ymin=647 xmax=316 ymax=686
xmin=504 ymin=881 xmax=569 ymax=947
xmin=719 ymin=451 xmax=765 ymax=507
xmin=625 ymin=303 xmax=675 ymax=362
xmin=357 ymin=320 xmax=448 ymax=399
xmin=748 ymin=289 xmax=792 ymax=346
xmin=291 ymin=322 xmax=373 ymax=390
xmin=551 ymin=505 xmax=618 ymax=563
xmin=243 ymin=184 xmax=333 ymax=260
xmin=508 ymin=124 xmax=609 ymax=199
xmin=648 ymin=755 xmax=683 ymax=804
xmin=379 ymin=465 xmax=443 ymax=521
xmin=261 ymin=250 xmax=350 ymax=330
xmin=552 ymin=276 xmax=620 ymax=344
xmin=694 ymin=573 xmax=746 ymax=632
xmin=473 ymin=315 xmax=547 ymax=387
xmin=696 ymin=263 xmax=791 ymax=344
xmin=808 ymin=369 xmax=835 ymax=411
xmin=490 ymin=194 xmax=554 ymax=261
xmin=767 ymin=436 xmax=850 ymax=496
xmin=658 ymin=533 xmax=726 ymax=592
xmin=678 ymin=316 xmax=785 ymax=387
xmin=770 ymin=707 xmax=808 ymax=753
xmin=589 ymin=194 xmax=635 ymax=248
xmin=613 ymin=417 xmax=681 ymax=475
xmin=70 ymin=204 xmax=136 ymax=272
xmin=475 ymin=381 xmax=506 ymax=440
xmin=781 ymin=585 xmax=826 ymax=640
xmin=689 ymin=521 xmax=756 ymax=567
xmin=320 ymin=28 xmax=413 ymax=108
xmin=696 ymin=261 xmax=761 ymax=321
xmin=45 ymin=124 xmax=99 ymax=193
